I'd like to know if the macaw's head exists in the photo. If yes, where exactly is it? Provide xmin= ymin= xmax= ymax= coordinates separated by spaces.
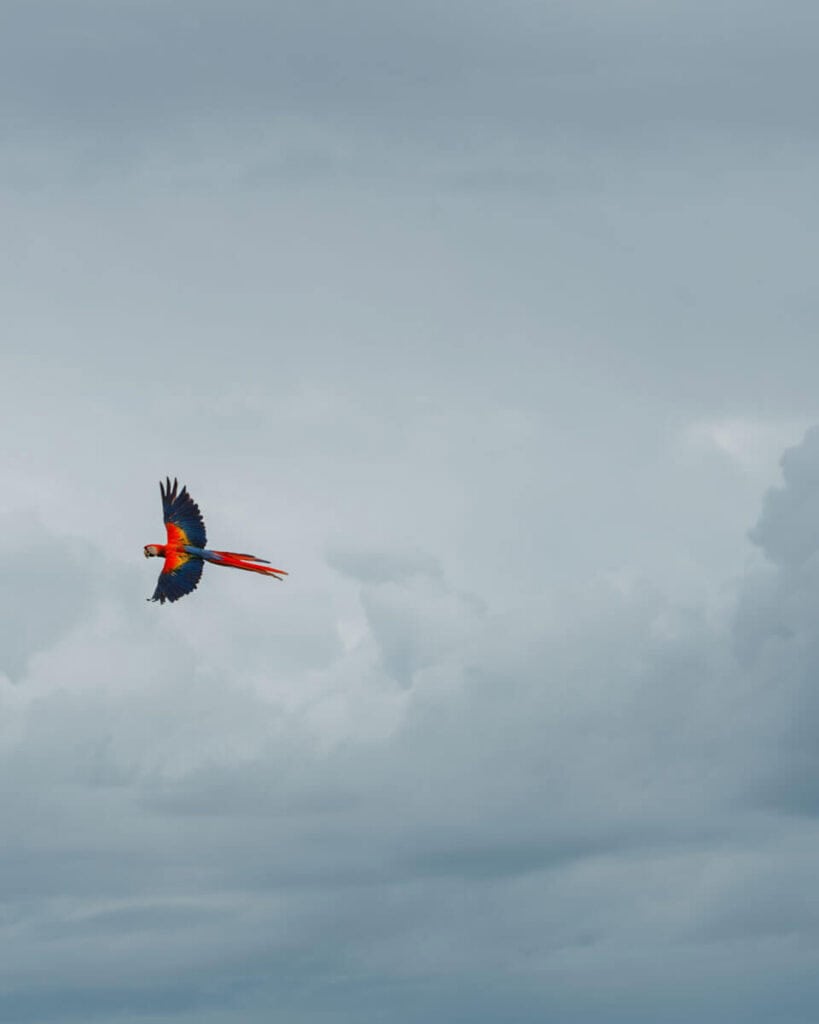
xmin=144 ymin=545 xmax=162 ymax=558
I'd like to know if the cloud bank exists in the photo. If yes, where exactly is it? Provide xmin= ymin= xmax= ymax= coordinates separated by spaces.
xmin=0 ymin=425 xmax=818 ymax=1022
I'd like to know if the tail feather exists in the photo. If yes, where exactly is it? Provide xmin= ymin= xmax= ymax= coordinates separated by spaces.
xmin=204 ymin=549 xmax=287 ymax=580
xmin=220 ymin=552 xmax=271 ymax=563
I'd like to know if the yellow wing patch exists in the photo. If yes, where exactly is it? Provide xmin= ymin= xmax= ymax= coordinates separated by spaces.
xmin=162 ymin=547 xmax=191 ymax=575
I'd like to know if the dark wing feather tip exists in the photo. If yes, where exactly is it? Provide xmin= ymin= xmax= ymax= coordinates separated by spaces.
xmin=151 ymin=556 xmax=204 ymax=604
xmin=159 ymin=476 xmax=207 ymax=548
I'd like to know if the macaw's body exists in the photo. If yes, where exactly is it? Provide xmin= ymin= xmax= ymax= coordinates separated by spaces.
xmin=145 ymin=478 xmax=287 ymax=603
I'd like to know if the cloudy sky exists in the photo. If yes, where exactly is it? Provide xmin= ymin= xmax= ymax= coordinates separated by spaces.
xmin=3 ymin=1 xmax=819 ymax=1020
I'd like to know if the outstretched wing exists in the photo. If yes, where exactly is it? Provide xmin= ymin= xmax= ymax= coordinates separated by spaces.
xmin=150 ymin=551 xmax=204 ymax=604
xmin=161 ymin=477 xmax=207 ymax=548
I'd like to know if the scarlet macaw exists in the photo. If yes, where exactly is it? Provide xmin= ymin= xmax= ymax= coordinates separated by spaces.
xmin=145 ymin=477 xmax=287 ymax=603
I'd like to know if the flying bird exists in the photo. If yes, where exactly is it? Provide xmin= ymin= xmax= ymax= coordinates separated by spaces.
xmin=145 ymin=477 xmax=287 ymax=603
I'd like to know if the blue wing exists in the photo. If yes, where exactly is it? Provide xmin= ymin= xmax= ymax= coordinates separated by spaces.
xmin=161 ymin=477 xmax=207 ymax=548
xmin=150 ymin=555 xmax=204 ymax=604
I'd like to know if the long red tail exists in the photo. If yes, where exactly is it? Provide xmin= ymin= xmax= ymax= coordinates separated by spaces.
xmin=204 ymin=549 xmax=288 ymax=580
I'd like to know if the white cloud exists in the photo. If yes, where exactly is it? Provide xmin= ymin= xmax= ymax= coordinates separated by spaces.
xmin=683 ymin=416 xmax=812 ymax=479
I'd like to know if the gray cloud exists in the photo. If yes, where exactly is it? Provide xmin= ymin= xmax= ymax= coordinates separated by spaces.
xmin=731 ymin=429 xmax=819 ymax=815
xmin=0 ymin=456 xmax=815 ymax=1021
xmin=327 ymin=544 xmax=442 ymax=585
xmin=0 ymin=530 xmax=756 ymax=1020
xmin=750 ymin=426 xmax=819 ymax=569
xmin=0 ymin=527 xmax=97 ymax=679
xmin=3 ymin=0 xmax=819 ymax=148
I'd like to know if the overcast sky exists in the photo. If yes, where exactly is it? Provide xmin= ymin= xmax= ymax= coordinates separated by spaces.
xmin=3 ymin=2 xmax=819 ymax=1021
